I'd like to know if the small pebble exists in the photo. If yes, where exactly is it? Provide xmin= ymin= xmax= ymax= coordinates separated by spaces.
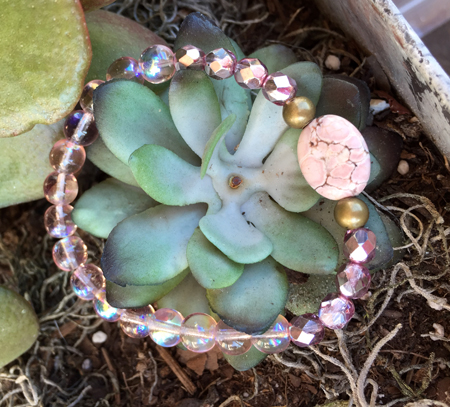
xmin=369 ymin=99 xmax=390 ymax=115
xmin=242 ymin=392 xmax=249 ymax=398
xmin=92 ymin=330 xmax=108 ymax=344
xmin=82 ymin=358 xmax=92 ymax=371
xmin=397 ymin=160 xmax=409 ymax=175
xmin=325 ymin=54 xmax=340 ymax=70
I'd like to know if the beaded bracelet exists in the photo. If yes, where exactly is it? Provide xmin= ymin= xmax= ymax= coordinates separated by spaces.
xmin=43 ymin=43 xmax=376 ymax=356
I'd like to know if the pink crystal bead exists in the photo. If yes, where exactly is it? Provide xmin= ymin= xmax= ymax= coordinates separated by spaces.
xmin=318 ymin=293 xmax=355 ymax=329
xmin=290 ymin=314 xmax=324 ymax=347
xmin=49 ymin=139 xmax=86 ymax=174
xmin=44 ymin=205 xmax=77 ymax=238
xmin=205 ymin=48 xmax=237 ymax=80
xmin=80 ymin=80 xmax=104 ymax=113
xmin=343 ymin=228 xmax=377 ymax=264
xmin=139 ymin=45 xmax=176 ymax=84
xmin=181 ymin=313 xmax=217 ymax=353
xmin=175 ymin=45 xmax=205 ymax=71
xmin=106 ymin=57 xmax=144 ymax=84
xmin=120 ymin=305 xmax=155 ymax=338
xmin=64 ymin=110 xmax=99 ymax=147
xmin=43 ymin=172 xmax=78 ymax=205
xmin=52 ymin=236 xmax=87 ymax=272
xmin=71 ymin=264 xmax=106 ymax=300
xmin=262 ymin=72 xmax=297 ymax=105
xmin=336 ymin=262 xmax=371 ymax=299
xmin=149 ymin=308 xmax=183 ymax=347
xmin=215 ymin=320 xmax=252 ymax=356
xmin=94 ymin=290 xmax=124 ymax=322
xmin=252 ymin=315 xmax=290 ymax=354
xmin=234 ymin=58 xmax=268 ymax=89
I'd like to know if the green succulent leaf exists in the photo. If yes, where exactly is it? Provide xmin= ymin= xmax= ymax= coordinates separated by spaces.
xmin=187 ymin=228 xmax=244 ymax=289
xmin=223 ymin=346 xmax=267 ymax=371
xmin=80 ymin=0 xmax=115 ymax=12
xmin=207 ymin=257 xmax=289 ymax=334
xmin=102 ymin=203 xmax=207 ymax=286
xmin=249 ymin=44 xmax=297 ymax=73
xmin=0 ymin=0 xmax=91 ymax=137
xmin=73 ymin=178 xmax=157 ymax=238
xmin=243 ymin=193 xmax=338 ymax=274
xmin=228 ymin=38 xmax=246 ymax=61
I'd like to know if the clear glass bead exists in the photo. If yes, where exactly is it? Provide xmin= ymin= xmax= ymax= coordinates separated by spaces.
xmin=71 ymin=264 xmax=105 ymax=300
xmin=149 ymin=308 xmax=183 ymax=347
xmin=252 ymin=315 xmax=290 ymax=354
xmin=215 ymin=320 xmax=252 ymax=356
xmin=181 ymin=313 xmax=217 ymax=353
xmin=43 ymin=172 xmax=78 ymax=205
xmin=52 ymin=236 xmax=87 ymax=272
xmin=318 ymin=293 xmax=355 ymax=329
xmin=120 ymin=305 xmax=155 ymax=338
xmin=343 ymin=228 xmax=377 ymax=264
xmin=49 ymin=139 xmax=86 ymax=174
xmin=205 ymin=48 xmax=237 ymax=80
xmin=106 ymin=57 xmax=144 ymax=84
xmin=175 ymin=45 xmax=205 ymax=71
xmin=139 ymin=45 xmax=176 ymax=84
xmin=93 ymin=290 xmax=123 ymax=322
xmin=80 ymin=80 xmax=104 ymax=113
xmin=44 ymin=204 xmax=77 ymax=238
xmin=336 ymin=262 xmax=371 ymax=299
xmin=64 ymin=110 xmax=99 ymax=146
xmin=290 ymin=313 xmax=324 ymax=347
xmin=234 ymin=58 xmax=268 ymax=89
xmin=262 ymin=72 xmax=297 ymax=105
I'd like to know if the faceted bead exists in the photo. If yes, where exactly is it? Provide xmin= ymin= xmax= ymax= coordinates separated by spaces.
xmin=71 ymin=264 xmax=105 ymax=300
xmin=336 ymin=263 xmax=371 ymax=299
xmin=44 ymin=205 xmax=77 ymax=238
xmin=49 ymin=139 xmax=86 ymax=174
xmin=120 ymin=305 xmax=155 ymax=338
xmin=252 ymin=315 xmax=290 ymax=354
xmin=343 ymin=228 xmax=377 ymax=264
xmin=262 ymin=72 xmax=297 ymax=105
xmin=290 ymin=314 xmax=324 ymax=347
xmin=181 ymin=313 xmax=217 ymax=353
xmin=175 ymin=45 xmax=205 ymax=71
xmin=64 ymin=110 xmax=99 ymax=146
xmin=93 ymin=290 xmax=123 ymax=322
xmin=139 ymin=45 xmax=176 ymax=84
xmin=106 ymin=57 xmax=144 ymax=84
xmin=318 ymin=293 xmax=355 ymax=330
xmin=205 ymin=48 xmax=237 ymax=80
xmin=52 ymin=236 xmax=87 ymax=272
xmin=80 ymin=80 xmax=104 ymax=113
xmin=234 ymin=58 xmax=268 ymax=89
xmin=149 ymin=308 xmax=183 ymax=347
xmin=43 ymin=172 xmax=78 ymax=205
xmin=215 ymin=320 xmax=252 ymax=356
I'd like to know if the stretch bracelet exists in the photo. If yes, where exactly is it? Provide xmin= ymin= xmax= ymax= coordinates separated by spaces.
xmin=43 ymin=43 xmax=376 ymax=356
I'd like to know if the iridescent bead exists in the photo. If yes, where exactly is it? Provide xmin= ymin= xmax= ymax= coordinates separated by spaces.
xmin=234 ymin=58 xmax=268 ymax=89
xmin=106 ymin=57 xmax=144 ymax=84
xmin=262 ymin=72 xmax=297 ymax=105
xmin=49 ymin=139 xmax=86 ymax=174
xmin=215 ymin=320 xmax=252 ymax=356
xmin=343 ymin=228 xmax=377 ymax=264
xmin=64 ymin=110 xmax=99 ymax=146
xmin=52 ymin=236 xmax=87 ymax=272
xmin=149 ymin=308 xmax=183 ymax=347
xmin=71 ymin=264 xmax=106 ymax=300
xmin=43 ymin=172 xmax=78 ymax=205
xmin=139 ymin=45 xmax=176 ymax=84
xmin=175 ymin=45 xmax=205 ymax=71
xmin=205 ymin=48 xmax=237 ymax=80
xmin=290 ymin=314 xmax=324 ymax=347
xmin=336 ymin=263 xmax=371 ymax=299
xmin=252 ymin=315 xmax=290 ymax=354
xmin=80 ymin=80 xmax=104 ymax=113
xmin=318 ymin=293 xmax=355 ymax=330
xmin=181 ymin=313 xmax=217 ymax=353
xmin=93 ymin=290 xmax=123 ymax=322
xmin=120 ymin=305 xmax=155 ymax=338
xmin=44 ymin=205 xmax=77 ymax=238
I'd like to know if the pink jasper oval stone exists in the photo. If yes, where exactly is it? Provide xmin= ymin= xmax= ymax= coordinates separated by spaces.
xmin=298 ymin=115 xmax=371 ymax=200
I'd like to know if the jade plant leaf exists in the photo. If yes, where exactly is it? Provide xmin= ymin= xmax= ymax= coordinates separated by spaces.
xmin=102 ymin=204 xmax=207 ymax=286
xmin=0 ymin=121 xmax=63 ymax=208
xmin=187 ymin=228 xmax=244 ymax=289
xmin=80 ymin=0 xmax=116 ymax=12
xmin=0 ymin=0 xmax=91 ymax=137
xmin=207 ymin=257 xmax=289 ymax=334
xmin=73 ymin=178 xmax=157 ymax=238
xmin=223 ymin=346 xmax=267 ymax=372
xmin=249 ymin=44 xmax=297 ymax=73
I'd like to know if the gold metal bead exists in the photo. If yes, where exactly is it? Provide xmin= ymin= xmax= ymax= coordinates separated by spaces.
xmin=282 ymin=96 xmax=316 ymax=129
xmin=334 ymin=197 xmax=369 ymax=229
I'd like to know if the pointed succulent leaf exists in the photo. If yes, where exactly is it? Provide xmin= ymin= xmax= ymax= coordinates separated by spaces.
xmin=73 ymin=178 xmax=157 ymax=238
xmin=102 ymin=203 xmax=207 ymax=286
xmin=129 ymin=144 xmax=221 ymax=213
xmin=187 ymin=228 xmax=244 ymax=289
xmin=229 ymin=38 xmax=246 ymax=61
xmin=0 ymin=121 xmax=63 ymax=208
xmin=0 ymin=0 xmax=91 ymax=137
xmin=249 ymin=44 xmax=297 ymax=73
xmin=80 ymin=0 xmax=115 ymax=12
xmin=93 ymin=79 xmax=200 ymax=166
xmin=199 ymin=203 xmax=273 ymax=264
xmin=207 ymin=258 xmax=289 ymax=334
xmin=242 ymin=193 xmax=338 ymax=274
xmin=223 ymin=346 xmax=267 ymax=371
